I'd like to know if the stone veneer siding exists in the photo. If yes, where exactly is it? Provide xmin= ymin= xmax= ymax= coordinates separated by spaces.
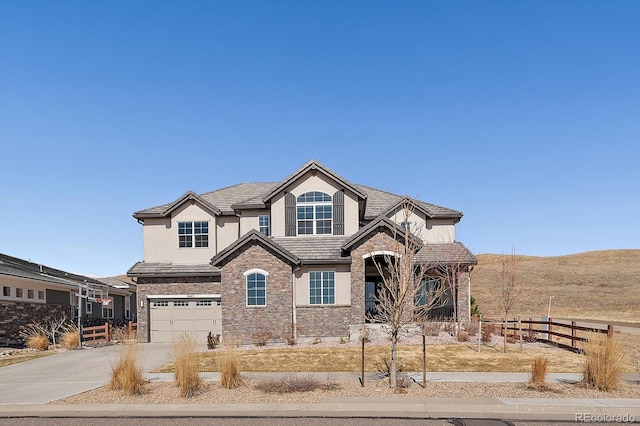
xmin=458 ymin=270 xmax=471 ymax=321
xmin=0 ymin=301 xmax=72 ymax=347
xmin=220 ymin=243 xmax=293 ymax=345
xmin=135 ymin=277 xmax=221 ymax=343
xmin=295 ymin=305 xmax=351 ymax=338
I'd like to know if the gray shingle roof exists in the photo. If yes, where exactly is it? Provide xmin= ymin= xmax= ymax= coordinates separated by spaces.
xmin=271 ymin=236 xmax=350 ymax=263
xmin=127 ymin=261 xmax=221 ymax=277
xmin=414 ymin=242 xmax=478 ymax=265
xmin=211 ymin=230 xmax=299 ymax=267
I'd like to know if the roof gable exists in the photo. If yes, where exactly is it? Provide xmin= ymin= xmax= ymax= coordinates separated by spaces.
xmin=261 ymin=159 xmax=367 ymax=203
xmin=342 ymin=216 xmax=423 ymax=252
xmin=211 ymin=230 xmax=299 ymax=267
xmin=161 ymin=191 xmax=221 ymax=217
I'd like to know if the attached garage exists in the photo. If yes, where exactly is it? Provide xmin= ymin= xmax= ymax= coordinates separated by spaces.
xmin=149 ymin=297 xmax=222 ymax=343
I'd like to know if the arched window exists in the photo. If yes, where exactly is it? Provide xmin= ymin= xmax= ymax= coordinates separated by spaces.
xmin=244 ymin=269 xmax=267 ymax=306
xmin=296 ymin=191 xmax=332 ymax=235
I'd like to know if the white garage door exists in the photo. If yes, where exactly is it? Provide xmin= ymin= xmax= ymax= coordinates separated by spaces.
xmin=150 ymin=298 xmax=222 ymax=343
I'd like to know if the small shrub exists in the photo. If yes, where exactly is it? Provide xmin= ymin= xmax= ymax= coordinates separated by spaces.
xmin=582 ymin=334 xmax=625 ymax=391
xmin=339 ymin=336 xmax=348 ymax=344
xmin=522 ymin=328 xmax=538 ymax=343
xmin=481 ymin=324 xmax=495 ymax=343
xmin=20 ymin=323 xmax=49 ymax=351
xmin=421 ymin=321 xmax=441 ymax=337
xmin=505 ymin=333 xmax=517 ymax=344
xmin=311 ymin=336 xmax=323 ymax=345
xmin=443 ymin=320 xmax=456 ymax=335
xmin=109 ymin=343 xmax=146 ymax=395
xmin=220 ymin=336 xmax=245 ymax=389
xmin=255 ymin=374 xmax=331 ymax=393
xmin=282 ymin=327 xmax=297 ymax=346
xmin=529 ymin=356 xmax=548 ymax=387
xmin=463 ymin=320 xmax=480 ymax=336
xmin=172 ymin=334 xmax=203 ymax=398
xmin=456 ymin=330 xmax=470 ymax=342
xmin=207 ymin=332 xmax=220 ymax=350
xmin=376 ymin=357 xmax=405 ymax=377
xmin=250 ymin=327 xmax=273 ymax=346
xmin=60 ymin=324 xmax=79 ymax=349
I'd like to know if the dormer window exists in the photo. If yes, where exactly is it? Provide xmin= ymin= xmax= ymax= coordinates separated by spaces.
xmin=297 ymin=192 xmax=332 ymax=235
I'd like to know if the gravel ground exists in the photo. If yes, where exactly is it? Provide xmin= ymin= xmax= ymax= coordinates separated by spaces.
xmin=54 ymin=333 xmax=640 ymax=405
xmin=56 ymin=378 xmax=640 ymax=405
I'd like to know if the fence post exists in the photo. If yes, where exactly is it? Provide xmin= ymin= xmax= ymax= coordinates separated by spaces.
xmin=571 ymin=321 xmax=577 ymax=348
xmin=607 ymin=324 xmax=614 ymax=338
xmin=548 ymin=318 xmax=552 ymax=342
xmin=518 ymin=317 xmax=523 ymax=352
xmin=128 ymin=321 xmax=132 ymax=335
xmin=105 ymin=322 xmax=109 ymax=342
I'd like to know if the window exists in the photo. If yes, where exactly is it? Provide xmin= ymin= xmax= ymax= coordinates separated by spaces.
xmin=38 ymin=290 xmax=45 ymax=300
xmin=309 ymin=271 xmax=335 ymax=305
xmin=196 ymin=300 xmax=212 ymax=306
xmin=400 ymin=221 xmax=412 ymax=232
xmin=259 ymin=215 xmax=270 ymax=236
xmin=86 ymin=300 xmax=92 ymax=314
xmin=174 ymin=300 xmax=189 ymax=307
xmin=125 ymin=296 xmax=131 ymax=319
xmin=297 ymin=191 xmax=332 ymax=235
xmin=16 ymin=288 xmax=23 ymax=298
xmin=416 ymin=279 xmax=439 ymax=306
xmin=27 ymin=289 xmax=34 ymax=299
xmin=246 ymin=273 xmax=266 ymax=306
xmin=153 ymin=300 xmax=169 ymax=307
xmin=2 ymin=286 xmax=10 ymax=297
xmin=103 ymin=306 xmax=113 ymax=318
xmin=178 ymin=221 xmax=209 ymax=248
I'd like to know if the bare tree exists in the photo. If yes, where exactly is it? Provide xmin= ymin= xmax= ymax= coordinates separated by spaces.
xmin=45 ymin=314 xmax=68 ymax=348
xmin=500 ymin=245 xmax=520 ymax=319
xmin=370 ymin=200 xmax=446 ymax=388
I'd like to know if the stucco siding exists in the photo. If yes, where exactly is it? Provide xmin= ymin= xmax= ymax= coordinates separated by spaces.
xmin=423 ymin=219 xmax=456 ymax=243
xmin=239 ymin=210 xmax=270 ymax=236
xmin=216 ymin=216 xmax=240 ymax=252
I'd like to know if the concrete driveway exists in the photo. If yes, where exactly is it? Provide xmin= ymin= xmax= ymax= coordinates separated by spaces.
xmin=0 ymin=343 xmax=173 ymax=405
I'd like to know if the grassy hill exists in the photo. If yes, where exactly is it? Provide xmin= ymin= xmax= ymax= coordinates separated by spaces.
xmin=470 ymin=249 xmax=640 ymax=324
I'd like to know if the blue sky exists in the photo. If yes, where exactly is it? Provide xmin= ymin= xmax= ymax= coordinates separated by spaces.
xmin=1 ymin=0 xmax=638 ymax=277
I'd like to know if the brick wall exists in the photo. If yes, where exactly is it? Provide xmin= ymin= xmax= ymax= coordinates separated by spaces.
xmin=0 ymin=301 xmax=72 ymax=347
xmin=220 ymin=242 xmax=294 ymax=345
xmin=296 ymin=305 xmax=351 ymax=338
xmin=135 ymin=278 xmax=221 ymax=342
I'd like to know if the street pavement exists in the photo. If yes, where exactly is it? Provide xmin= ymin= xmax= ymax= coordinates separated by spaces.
xmin=0 ymin=343 xmax=639 ymax=421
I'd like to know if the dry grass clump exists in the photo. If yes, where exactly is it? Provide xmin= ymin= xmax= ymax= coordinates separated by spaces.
xmin=220 ymin=336 xmax=245 ymax=389
xmin=529 ymin=356 xmax=549 ymax=388
xmin=456 ymin=330 xmax=470 ymax=342
xmin=582 ymin=334 xmax=625 ymax=391
xmin=172 ymin=334 xmax=203 ymax=398
xmin=250 ymin=327 xmax=273 ymax=346
xmin=255 ymin=374 xmax=336 ymax=393
xmin=60 ymin=324 xmax=79 ymax=349
xmin=109 ymin=343 xmax=146 ymax=395
xmin=421 ymin=321 xmax=441 ymax=337
xmin=20 ymin=323 xmax=49 ymax=351
xmin=481 ymin=324 xmax=494 ymax=343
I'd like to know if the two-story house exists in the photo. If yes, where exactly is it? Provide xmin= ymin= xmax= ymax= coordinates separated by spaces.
xmin=128 ymin=160 xmax=477 ymax=343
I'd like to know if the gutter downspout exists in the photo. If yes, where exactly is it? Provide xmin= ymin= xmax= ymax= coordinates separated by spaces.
xmin=292 ymin=267 xmax=300 ymax=342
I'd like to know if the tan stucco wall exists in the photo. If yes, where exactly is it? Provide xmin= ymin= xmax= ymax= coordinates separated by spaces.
xmin=270 ymin=171 xmax=360 ymax=237
xmin=143 ymin=203 xmax=216 ymax=264
xmin=294 ymin=264 xmax=351 ymax=306
xmin=216 ymin=215 xmax=240 ymax=252
xmin=239 ymin=209 xmax=270 ymax=235
xmin=387 ymin=208 xmax=455 ymax=243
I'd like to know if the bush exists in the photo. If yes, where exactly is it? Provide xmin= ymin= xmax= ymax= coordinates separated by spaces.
xmin=20 ymin=323 xmax=49 ymax=351
xmin=220 ymin=336 xmax=245 ymax=389
xmin=582 ymin=334 xmax=625 ymax=391
xmin=421 ymin=321 xmax=441 ymax=337
xmin=249 ymin=327 xmax=273 ymax=346
xmin=456 ymin=330 xmax=470 ymax=342
xmin=282 ymin=326 xmax=297 ymax=346
xmin=522 ymin=328 xmax=538 ymax=343
xmin=464 ymin=320 xmax=480 ymax=336
xmin=109 ymin=343 xmax=146 ymax=395
xmin=529 ymin=356 xmax=548 ymax=387
xmin=172 ymin=334 xmax=203 ymax=398
xmin=255 ymin=374 xmax=334 ymax=393
xmin=60 ymin=324 xmax=79 ymax=349
xmin=481 ymin=324 xmax=495 ymax=343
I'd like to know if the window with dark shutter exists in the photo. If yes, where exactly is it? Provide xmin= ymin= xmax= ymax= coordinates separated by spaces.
xmin=333 ymin=190 xmax=344 ymax=235
xmin=285 ymin=192 xmax=296 ymax=236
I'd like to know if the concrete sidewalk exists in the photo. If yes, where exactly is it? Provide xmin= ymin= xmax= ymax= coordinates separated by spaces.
xmin=2 ymin=398 xmax=639 ymax=421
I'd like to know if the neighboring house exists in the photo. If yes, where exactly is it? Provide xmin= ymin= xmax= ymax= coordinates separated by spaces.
xmin=0 ymin=253 xmax=136 ymax=346
xmin=128 ymin=160 xmax=477 ymax=343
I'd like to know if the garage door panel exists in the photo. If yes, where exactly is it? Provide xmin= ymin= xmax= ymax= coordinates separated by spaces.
xmin=150 ymin=299 xmax=222 ymax=343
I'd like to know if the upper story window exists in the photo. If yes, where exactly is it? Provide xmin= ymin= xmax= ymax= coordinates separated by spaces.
xmin=245 ymin=269 xmax=267 ymax=306
xmin=297 ymin=191 xmax=332 ymax=235
xmin=178 ymin=221 xmax=209 ymax=248
xmin=309 ymin=271 xmax=335 ymax=305
xmin=259 ymin=215 xmax=270 ymax=237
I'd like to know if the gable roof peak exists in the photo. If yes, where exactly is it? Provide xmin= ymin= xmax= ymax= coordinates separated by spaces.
xmin=262 ymin=159 xmax=367 ymax=202
xmin=161 ymin=190 xmax=221 ymax=217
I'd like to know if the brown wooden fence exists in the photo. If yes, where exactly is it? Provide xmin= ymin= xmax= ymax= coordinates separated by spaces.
xmin=483 ymin=318 xmax=614 ymax=353
xmin=81 ymin=321 xmax=137 ymax=344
